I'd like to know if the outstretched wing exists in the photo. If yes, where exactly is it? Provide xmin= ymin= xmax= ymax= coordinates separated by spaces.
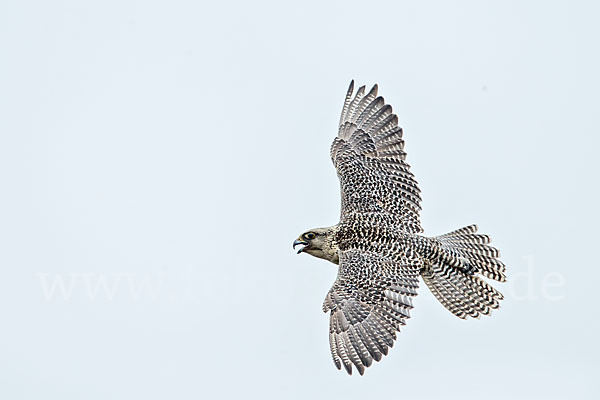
xmin=322 ymin=249 xmax=421 ymax=375
xmin=331 ymin=81 xmax=422 ymax=233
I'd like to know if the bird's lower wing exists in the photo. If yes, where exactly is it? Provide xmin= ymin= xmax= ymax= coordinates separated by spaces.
xmin=322 ymin=249 xmax=421 ymax=375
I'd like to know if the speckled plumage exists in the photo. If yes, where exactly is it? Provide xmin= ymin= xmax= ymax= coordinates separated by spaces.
xmin=294 ymin=81 xmax=505 ymax=375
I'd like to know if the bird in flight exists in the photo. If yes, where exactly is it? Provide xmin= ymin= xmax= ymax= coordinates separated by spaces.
xmin=293 ymin=81 xmax=506 ymax=375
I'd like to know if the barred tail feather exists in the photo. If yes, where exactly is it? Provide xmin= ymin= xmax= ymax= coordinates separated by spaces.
xmin=422 ymin=225 xmax=505 ymax=319
xmin=437 ymin=224 xmax=506 ymax=282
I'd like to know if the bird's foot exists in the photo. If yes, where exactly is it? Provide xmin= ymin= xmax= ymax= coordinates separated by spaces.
xmin=462 ymin=263 xmax=479 ymax=276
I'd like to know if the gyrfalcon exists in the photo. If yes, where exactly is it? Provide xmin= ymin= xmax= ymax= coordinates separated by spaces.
xmin=293 ymin=81 xmax=506 ymax=375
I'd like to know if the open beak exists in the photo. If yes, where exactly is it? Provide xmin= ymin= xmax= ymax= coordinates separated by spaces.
xmin=293 ymin=239 xmax=308 ymax=254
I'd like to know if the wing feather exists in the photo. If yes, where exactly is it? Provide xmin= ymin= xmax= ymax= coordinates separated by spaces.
xmin=323 ymin=249 xmax=420 ymax=375
xmin=332 ymin=81 xmax=422 ymax=232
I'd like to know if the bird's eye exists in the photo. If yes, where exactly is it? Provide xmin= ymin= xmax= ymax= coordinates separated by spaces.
xmin=304 ymin=232 xmax=316 ymax=240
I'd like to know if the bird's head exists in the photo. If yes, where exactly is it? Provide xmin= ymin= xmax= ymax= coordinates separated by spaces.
xmin=293 ymin=227 xmax=339 ymax=264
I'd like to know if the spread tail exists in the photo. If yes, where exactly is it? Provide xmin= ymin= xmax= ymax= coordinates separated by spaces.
xmin=421 ymin=224 xmax=505 ymax=319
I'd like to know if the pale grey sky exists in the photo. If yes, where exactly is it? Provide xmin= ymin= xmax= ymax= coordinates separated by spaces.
xmin=1 ymin=0 xmax=599 ymax=399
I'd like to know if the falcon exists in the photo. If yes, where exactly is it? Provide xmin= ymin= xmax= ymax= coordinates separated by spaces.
xmin=293 ymin=81 xmax=506 ymax=375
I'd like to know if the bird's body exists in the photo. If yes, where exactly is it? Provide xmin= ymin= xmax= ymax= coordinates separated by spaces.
xmin=294 ymin=82 xmax=506 ymax=375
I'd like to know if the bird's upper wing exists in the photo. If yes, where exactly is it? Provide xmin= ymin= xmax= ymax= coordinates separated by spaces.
xmin=322 ymin=248 xmax=421 ymax=375
xmin=331 ymin=81 xmax=422 ymax=233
